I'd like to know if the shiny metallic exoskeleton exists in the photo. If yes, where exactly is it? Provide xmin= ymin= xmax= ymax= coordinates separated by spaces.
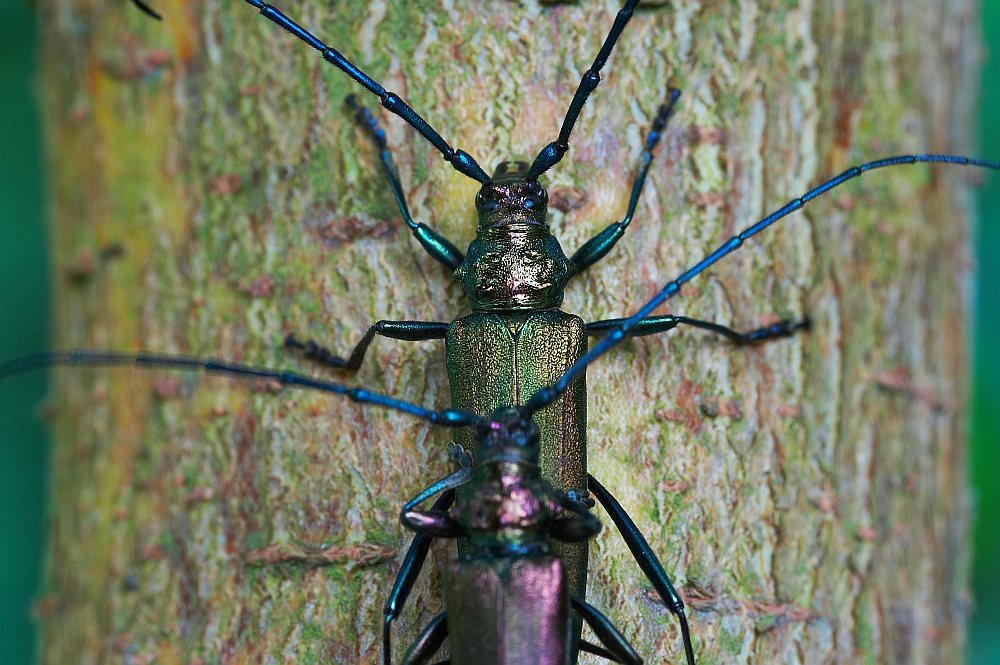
xmin=399 ymin=410 xmax=641 ymax=665
xmin=448 ymin=162 xmax=592 ymax=628
xmin=457 ymin=163 xmax=575 ymax=312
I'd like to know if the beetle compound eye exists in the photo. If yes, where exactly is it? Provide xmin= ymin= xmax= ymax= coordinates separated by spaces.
xmin=477 ymin=192 xmax=500 ymax=212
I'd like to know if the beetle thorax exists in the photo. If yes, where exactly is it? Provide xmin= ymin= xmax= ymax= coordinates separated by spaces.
xmin=454 ymin=161 xmax=577 ymax=311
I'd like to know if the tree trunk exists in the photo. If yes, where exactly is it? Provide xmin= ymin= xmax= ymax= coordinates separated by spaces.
xmin=38 ymin=0 xmax=980 ymax=663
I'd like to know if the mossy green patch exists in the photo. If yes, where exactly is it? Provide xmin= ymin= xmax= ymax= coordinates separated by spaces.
xmin=718 ymin=623 xmax=743 ymax=655
xmin=298 ymin=622 xmax=325 ymax=665
xmin=854 ymin=588 xmax=876 ymax=665
xmin=324 ymin=566 xmax=346 ymax=584
xmin=243 ymin=529 xmax=271 ymax=553
xmin=754 ymin=613 xmax=779 ymax=632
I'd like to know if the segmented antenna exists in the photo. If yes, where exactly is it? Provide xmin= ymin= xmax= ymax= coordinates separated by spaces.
xmin=521 ymin=154 xmax=1000 ymax=416
xmin=527 ymin=0 xmax=643 ymax=181
xmin=133 ymin=0 xmax=645 ymax=185
xmin=242 ymin=0 xmax=491 ymax=185
xmin=0 ymin=351 xmax=484 ymax=427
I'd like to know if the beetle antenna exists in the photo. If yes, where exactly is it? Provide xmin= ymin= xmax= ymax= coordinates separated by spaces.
xmin=242 ymin=0 xmax=491 ymax=185
xmin=522 ymin=154 xmax=1000 ymax=416
xmin=527 ymin=0 xmax=643 ymax=181
xmin=0 ymin=350 xmax=484 ymax=427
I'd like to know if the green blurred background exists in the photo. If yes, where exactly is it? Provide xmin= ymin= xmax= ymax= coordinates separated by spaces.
xmin=0 ymin=1 xmax=47 ymax=660
xmin=971 ymin=3 xmax=1000 ymax=662
xmin=0 ymin=2 xmax=996 ymax=663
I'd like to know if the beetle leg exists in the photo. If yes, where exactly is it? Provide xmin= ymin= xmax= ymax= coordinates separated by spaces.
xmin=130 ymin=0 xmax=161 ymax=19
xmin=346 ymin=95 xmax=466 ymax=271
xmin=571 ymin=89 xmax=681 ymax=273
xmin=578 ymin=639 xmax=618 ymax=662
xmin=587 ymin=314 xmax=809 ymax=344
xmin=589 ymin=474 xmax=696 ymax=665
xmin=400 ymin=611 xmax=449 ymax=665
xmin=551 ymin=490 xmax=601 ymax=543
xmin=384 ymin=490 xmax=456 ymax=665
xmin=571 ymin=598 xmax=642 ymax=664
xmin=400 ymin=467 xmax=472 ymax=538
xmin=284 ymin=320 xmax=448 ymax=371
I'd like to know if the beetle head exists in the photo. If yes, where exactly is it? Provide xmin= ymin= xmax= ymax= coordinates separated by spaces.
xmin=475 ymin=161 xmax=548 ymax=228
xmin=476 ymin=408 xmax=540 ymax=467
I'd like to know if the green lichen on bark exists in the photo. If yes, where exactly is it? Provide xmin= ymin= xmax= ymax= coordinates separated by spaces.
xmin=40 ymin=0 xmax=979 ymax=663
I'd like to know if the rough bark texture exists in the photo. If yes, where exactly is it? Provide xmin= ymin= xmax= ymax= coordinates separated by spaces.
xmin=39 ymin=0 xmax=981 ymax=663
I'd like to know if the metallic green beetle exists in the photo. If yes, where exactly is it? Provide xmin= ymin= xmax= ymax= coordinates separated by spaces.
xmin=446 ymin=161 xmax=591 ymax=611
xmin=33 ymin=1 xmax=998 ymax=662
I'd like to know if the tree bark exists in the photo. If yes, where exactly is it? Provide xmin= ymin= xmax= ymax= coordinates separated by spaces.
xmin=39 ymin=0 xmax=980 ymax=663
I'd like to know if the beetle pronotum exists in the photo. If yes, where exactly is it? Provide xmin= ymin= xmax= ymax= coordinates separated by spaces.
xmin=12 ymin=0 xmax=993 ymax=663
